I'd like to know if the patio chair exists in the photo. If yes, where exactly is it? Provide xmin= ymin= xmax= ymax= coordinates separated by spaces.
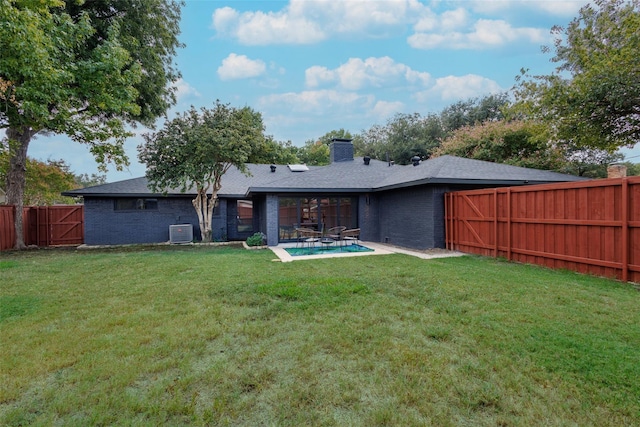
xmin=295 ymin=227 xmax=321 ymax=249
xmin=326 ymin=226 xmax=346 ymax=242
xmin=340 ymin=228 xmax=360 ymax=246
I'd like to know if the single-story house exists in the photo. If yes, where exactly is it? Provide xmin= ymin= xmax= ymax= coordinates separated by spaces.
xmin=63 ymin=139 xmax=585 ymax=249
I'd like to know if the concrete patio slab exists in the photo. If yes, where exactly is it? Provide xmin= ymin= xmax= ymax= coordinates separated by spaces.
xmin=269 ymin=241 xmax=465 ymax=263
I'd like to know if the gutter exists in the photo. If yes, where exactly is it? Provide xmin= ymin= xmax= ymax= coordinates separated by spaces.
xmin=375 ymin=177 xmax=589 ymax=192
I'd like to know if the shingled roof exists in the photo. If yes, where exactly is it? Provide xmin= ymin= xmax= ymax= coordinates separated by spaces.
xmin=63 ymin=155 xmax=585 ymax=198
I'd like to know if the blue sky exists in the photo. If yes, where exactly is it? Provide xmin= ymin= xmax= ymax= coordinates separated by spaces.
xmin=28 ymin=0 xmax=639 ymax=182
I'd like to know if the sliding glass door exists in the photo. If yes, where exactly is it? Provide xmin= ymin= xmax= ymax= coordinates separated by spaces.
xmin=278 ymin=196 xmax=357 ymax=241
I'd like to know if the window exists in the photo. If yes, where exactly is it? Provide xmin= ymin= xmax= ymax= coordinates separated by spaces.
xmin=278 ymin=196 xmax=357 ymax=239
xmin=237 ymin=200 xmax=253 ymax=233
xmin=114 ymin=198 xmax=158 ymax=211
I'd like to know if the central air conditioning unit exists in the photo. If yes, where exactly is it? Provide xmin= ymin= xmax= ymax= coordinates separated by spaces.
xmin=169 ymin=224 xmax=193 ymax=244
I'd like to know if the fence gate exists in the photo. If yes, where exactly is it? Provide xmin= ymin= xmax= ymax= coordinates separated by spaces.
xmin=35 ymin=206 xmax=84 ymax=246
xmin=1 ymin=205 xmax=84 ymax=250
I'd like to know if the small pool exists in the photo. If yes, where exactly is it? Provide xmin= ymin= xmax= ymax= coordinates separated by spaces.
xmin=285 ymin=244 xmax=374 ymax=257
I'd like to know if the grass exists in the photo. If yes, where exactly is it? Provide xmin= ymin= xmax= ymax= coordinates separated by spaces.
xmin=0 ymin=245 xmax=639 ymax=426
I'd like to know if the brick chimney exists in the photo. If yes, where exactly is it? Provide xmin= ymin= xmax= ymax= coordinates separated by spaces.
xmin=607 ymin=164 xmax=627 ymax=178
xmin=330 ymin=138 xmax=354 ymax=163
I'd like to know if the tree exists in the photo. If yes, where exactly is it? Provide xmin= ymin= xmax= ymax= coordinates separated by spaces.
xmin=75 ymin=173 xmax=107 ymax=189
xmin=297 ymin=141 xmax=331 ymax=166
xmin=557 ymin=147 xmax=624 ymax=177
xmin=248 ymin=137 xmax=300 ymax=165
xmin=1 ymin=145 xmax=78 ymax=204
xmin=440 ymin=93 xmax=510 ymax=133
xmin=513 ymin=0 xmax=640 ymax=152
xmin=356 ymin=113 xmax=444 ymax=165
xmin=621 ymin=161 xmax=640 ymax=176
xmin=1 ymin=0 xmax=182 ymax=248
xmin=138 ymin=102 xmax=268 ymax=242
xmin=297 ymin=129 xmax=353 ymax=166
xmin=433 ymin=120 xmax=565 ymax=170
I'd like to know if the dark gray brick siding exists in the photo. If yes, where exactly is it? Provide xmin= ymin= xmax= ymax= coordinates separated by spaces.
xmin=84 ymin=197 xmax=228 ymax=245
xmin=358 ymin=194 xmax=380 ymax=243
xmin=375 ymin=185 xmax=450 ymax=250
xmin=266 ymin=195 xmax=279 ymax=246
xmin=84 ymin=186 xmax=457 ymax=248
xmin=330 ymin=141 xmax=354 ymax=163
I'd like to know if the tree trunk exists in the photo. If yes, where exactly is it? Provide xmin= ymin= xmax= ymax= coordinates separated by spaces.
xmin=5 ymin=126 xmax=36 ymax=250
xmin=192 ymin=189 xmax=213 ymax=242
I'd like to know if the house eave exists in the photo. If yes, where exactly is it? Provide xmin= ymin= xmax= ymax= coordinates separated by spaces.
xmin=373 ymin=178 xmax=580 ymax=192
xmin=246 ymin=187 xmax=372 ymax=195
xmin=62 ymin=192 xmax=195 ymax=198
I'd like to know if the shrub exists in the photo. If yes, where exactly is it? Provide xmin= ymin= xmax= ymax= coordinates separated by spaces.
xmin=246 ymin=232 xmax=266 ymax=247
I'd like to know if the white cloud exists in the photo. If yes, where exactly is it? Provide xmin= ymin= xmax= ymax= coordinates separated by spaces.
xmin=415 ymin=74 xmax=503 ymax=102
xmin=439 ymin=8 xmax=470 ymax=31
xmin=371 ymin=100 xmax=405 ymax=120
xmin=305 ymin=57 xmax=431 ymax=90
xmin=408 ymin=18 xmax=547 ymax=50
xmin=258 ymin=89 xmax=374 ymax=115
xmin=217 ymin=53 xmax=267 ymax=81
xmin=211 ymin=3 xmax=326 ymax=45
xmin=257 ymin=89 xmax=379 ymax=141
xmin=469 ymin=0 xmax=588 ymax=16
xmin=173 ymin=79 xmax=201 ymax=101
xmin=211 ymin=6 xmax=239 ymax=33
xmin=211 ymin=0 xmax=429 ymax=45
xmin=211 ymin=0 xmax=578 ymax=50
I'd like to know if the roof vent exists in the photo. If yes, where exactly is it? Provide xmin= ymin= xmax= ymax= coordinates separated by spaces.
xmin=363 ymin=156 xmax=371 ymax=165
xmin=411 ymin=156 xmax=421 ymax=166
xmin=270 ymin=165 xmax=276 ymax=173
xmin=169 ymin=224 xmax=193 ymax=244
xmin=288 ymin=164 xmax=309 ymax=172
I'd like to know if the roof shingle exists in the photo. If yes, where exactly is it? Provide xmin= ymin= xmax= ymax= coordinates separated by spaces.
xmin=63 ymin=155 xmax=586 ymax=197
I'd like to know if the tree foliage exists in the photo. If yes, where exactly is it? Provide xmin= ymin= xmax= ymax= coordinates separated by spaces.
xmin=138 ymin=102 xmax=268 ymax=242
xmin=440 ymin=93 xmax=510 ymax=133
xmin=0 ymin=0 xmax=183 ymax=248
xmin=513 ymin=0 xmax=640 ymax=151
xmin=621 ymin=161 xmax=640 ymax=176
xmin=248 ymin=137 xmax=300 ymax=165
xmin=1 ymin=143 xmax=79 ymax=205
xmin=297 ymin=129 xmax=353 ymax=166
xmin=433 ymin=120 xmax=565 ymax=170
xmin=355 ymin=113 xmax=444 ymax=165
xmin=556 ymin=146 xmax=624 ymax=177
xmin=354 ymin=94 xmax=509 ymax=165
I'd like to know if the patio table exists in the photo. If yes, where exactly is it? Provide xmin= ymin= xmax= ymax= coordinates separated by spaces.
xmin=320 ymin=237 xmax=335 ymax=249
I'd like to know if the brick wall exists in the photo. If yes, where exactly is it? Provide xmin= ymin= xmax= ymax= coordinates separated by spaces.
xmin=329 ymin=140 xmax=354 ymax=163
xmin=84 ymin=197 xmax=228 ymax=245
xmin=358 ymin=194 xmax=380 ymax=243
xmin=266 ymin=194 xmax=279 ymax=246
xmin=374 ymin=185 xmax=451 ymax=250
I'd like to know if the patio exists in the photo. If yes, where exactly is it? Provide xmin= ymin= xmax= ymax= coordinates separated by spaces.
xmin=270 ymin=241 xmax=465 ymax=262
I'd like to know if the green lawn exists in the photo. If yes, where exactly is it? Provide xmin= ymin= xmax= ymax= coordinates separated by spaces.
xmin=1 ymin=246 xmax=638 ymax=426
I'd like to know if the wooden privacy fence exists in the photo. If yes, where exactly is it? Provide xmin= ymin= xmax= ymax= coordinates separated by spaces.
xmin=445 ymin=177 xmax=640 ymax=283
xmin=0 ymin=205 xmax=84 ymax=251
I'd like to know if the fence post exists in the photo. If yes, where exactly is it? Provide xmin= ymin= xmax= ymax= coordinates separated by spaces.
xmin=621 ymin=178 xmax=629 ymax=283
xmin=506 ymin=188 xmax=512 ymax=261
xmin=493 ymin=188 xmax=498 ymax=258
xmin=445 ymin=193 xmax=450 ymax=250
xmin=450 ymin=193 xmax=456 ymax=251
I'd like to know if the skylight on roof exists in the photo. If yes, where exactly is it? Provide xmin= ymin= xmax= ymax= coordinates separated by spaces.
xmin=288 ymin=164 xmax=309 ymax=172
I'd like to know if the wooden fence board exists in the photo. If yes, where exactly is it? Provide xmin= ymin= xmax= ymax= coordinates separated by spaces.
xmin=0 ymin=206 xmax=15 ymax=251
xmin=446 ymin=177 xmax=640 ymax=284
xmin=0 ymin=205 xmax=84 ymax=250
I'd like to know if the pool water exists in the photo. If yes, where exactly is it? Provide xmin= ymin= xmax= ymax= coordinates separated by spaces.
xmin=285 ymin=244 xmax=374 ymax=257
